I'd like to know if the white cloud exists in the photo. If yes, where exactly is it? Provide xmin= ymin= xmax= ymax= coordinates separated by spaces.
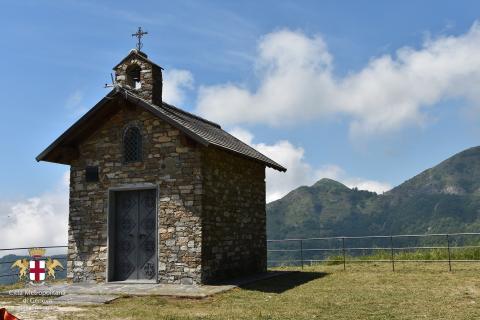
xmin=197 ymin=23 xmax=480 ymax=137
xmin=0 ymin=173 xmax=69 ymax=251
xmin=229 ymin=128 xmax=391 ymax=202
xmin=228 ymin=127 xmax=254 ymax=145
xmin=314 ymin=164 xmax=392 ymax=194
xmin=163 ymin=69 xmax=194 ymax=105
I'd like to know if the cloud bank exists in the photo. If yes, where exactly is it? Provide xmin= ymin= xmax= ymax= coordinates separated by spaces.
xmin=13 ymin=23 xmax=474 ymax=245
xmin=229 ymin=128 xmax=391 ymax=202
xmin=163 ymin=69 xmax=194 ymax=105
xmin=197 ymin=23 xmax=480 ymax=136
xmin=0 ymin=173 xmax=69 ymax=250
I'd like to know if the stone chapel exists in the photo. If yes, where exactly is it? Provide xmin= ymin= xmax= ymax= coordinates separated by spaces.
xmin=36 ymin=48 xmax=286 ymax=285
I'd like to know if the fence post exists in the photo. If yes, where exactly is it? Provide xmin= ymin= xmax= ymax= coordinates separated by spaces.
xmin=300 ymin=239 xmax=304 ymax=270
xmin=342 ymin=237 xmax=346 ymax=271
xmin=390 ymin=236 xmax=395 ymax=272
xmin=446 ymin=234 xmax=452 ymax=272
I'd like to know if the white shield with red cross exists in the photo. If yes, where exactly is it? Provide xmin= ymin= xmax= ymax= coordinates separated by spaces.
xmin=29 ymin=260 xmax=46 ymax=282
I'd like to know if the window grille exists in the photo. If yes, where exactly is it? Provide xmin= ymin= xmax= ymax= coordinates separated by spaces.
xmin=124 ymin=127 xmax=142 ymax=162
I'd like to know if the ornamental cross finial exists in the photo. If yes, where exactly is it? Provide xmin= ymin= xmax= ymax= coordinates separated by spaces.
xmin=132 ymin=27 xmax=148 ymax=51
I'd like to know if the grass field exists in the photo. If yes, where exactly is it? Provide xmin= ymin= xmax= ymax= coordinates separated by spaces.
xmin=323 ymin=246 xmax=480 ymax=264
xmin=2 ymin=262 xmax=480 ymax=319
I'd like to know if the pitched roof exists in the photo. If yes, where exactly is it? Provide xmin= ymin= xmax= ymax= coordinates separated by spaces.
xmin=36 ymin=86 xmax=286 ymax=172
xmin=113 ymin=49 xmax=163 ymax=70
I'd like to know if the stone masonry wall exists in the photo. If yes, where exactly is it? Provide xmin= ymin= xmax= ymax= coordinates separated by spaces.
xmin=201 ymin=148 xmax=267 ymax=283
xmin=114 ymin=52 xmax=163 ymax=106
xmin=68 ymin=101 xmax=202 ymax=284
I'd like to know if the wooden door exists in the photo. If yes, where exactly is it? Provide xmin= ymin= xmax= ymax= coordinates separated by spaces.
xmin=114 ymin=189 xmax=157 ymax=281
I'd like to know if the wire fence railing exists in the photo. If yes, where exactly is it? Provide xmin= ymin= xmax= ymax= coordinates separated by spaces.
xmin=0 ymin=245 xmax=68 ymax=283
xmin=2 ymin=232 xmax=480 ymax=284
xmin=267 ymin=232 xmax=480 ymax=271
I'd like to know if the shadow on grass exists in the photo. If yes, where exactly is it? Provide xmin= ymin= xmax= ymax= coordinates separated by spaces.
xmin=239 ymin=271 xmax=328 ymax=294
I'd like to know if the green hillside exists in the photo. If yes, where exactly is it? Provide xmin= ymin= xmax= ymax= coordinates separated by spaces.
xmin=267 ymin=146 xmax=480 ymax=240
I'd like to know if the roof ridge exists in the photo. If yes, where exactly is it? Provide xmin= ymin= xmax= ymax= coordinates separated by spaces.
xmin=161 ymin=102 xmax=221 ymax=129
xmin=112 ymin=49 xmax=164 ymax=70
xmin=37 ymin=86 xmax=286 ymax=172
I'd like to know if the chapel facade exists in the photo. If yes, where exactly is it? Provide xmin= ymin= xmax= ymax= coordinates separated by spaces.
xmin=37 ymin=49 xmax=286 ymax=284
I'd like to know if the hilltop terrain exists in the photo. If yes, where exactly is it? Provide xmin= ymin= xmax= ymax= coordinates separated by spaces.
xmin=267 ymin=146 xmax=480 ymax=240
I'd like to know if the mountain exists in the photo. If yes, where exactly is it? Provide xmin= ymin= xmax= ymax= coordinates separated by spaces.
xmin=267 ymin=146 xmax=480 ymax=240
xmin=390 ymin=146 xmax=480 ymax=197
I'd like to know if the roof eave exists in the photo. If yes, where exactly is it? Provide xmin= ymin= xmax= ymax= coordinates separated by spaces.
xmin=36 ymin=87 xmax=287 ymax=173
xmin=36 ymin=90 xmax=118 ymax=163
xmin=269 ymin=164 xmax=287 ymax=172
xmin=36 ymin=87 xmax=211 ymax=163
xmin=208 ymin=142 xmax=286 ymax=172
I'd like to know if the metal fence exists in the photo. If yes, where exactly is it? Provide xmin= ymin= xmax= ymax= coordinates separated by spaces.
xmin=0 ymin=245 xmax=68 ymax=283
xmin=2 ymin=232 xmax=480 ymax=282
xmin=267 ymin=232 xmax=480 ymax=271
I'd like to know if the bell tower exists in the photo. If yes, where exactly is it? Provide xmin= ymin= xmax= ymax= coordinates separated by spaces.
xmin=113 ymin=49 xmax=163 ymax=106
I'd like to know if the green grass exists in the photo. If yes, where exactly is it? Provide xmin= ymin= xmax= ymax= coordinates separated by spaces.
xmin=324 ymin=247 xmax=480 ymax=265
xmin=3 ymin=263 xmax=480 ymax=319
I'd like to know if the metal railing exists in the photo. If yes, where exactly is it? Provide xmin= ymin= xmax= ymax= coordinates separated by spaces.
xmin=0 ymin=245 xmax=68 ymax=282
xmin=267 ymin=232 xmax=480 ymax=271
xmin=2 ymin=232 xmax=480 ymax=282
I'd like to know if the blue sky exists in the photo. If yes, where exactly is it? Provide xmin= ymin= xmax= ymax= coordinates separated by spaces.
xmin=1 ymin=1 xmax=480 ymax=242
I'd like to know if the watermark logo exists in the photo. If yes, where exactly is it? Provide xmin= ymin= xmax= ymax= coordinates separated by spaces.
xmin=10 ymin=248 xmax=64 ymax=285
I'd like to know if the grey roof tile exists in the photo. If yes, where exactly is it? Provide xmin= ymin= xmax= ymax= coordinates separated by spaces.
xmin=123 ymin=89 xmax=286 ymax=172
xmin=37 ymin=86 xmax=286 ymax=172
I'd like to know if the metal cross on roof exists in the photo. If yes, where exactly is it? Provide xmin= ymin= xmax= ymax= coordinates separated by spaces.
xmin=132 ymin=27 xmax=148 ymax=51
